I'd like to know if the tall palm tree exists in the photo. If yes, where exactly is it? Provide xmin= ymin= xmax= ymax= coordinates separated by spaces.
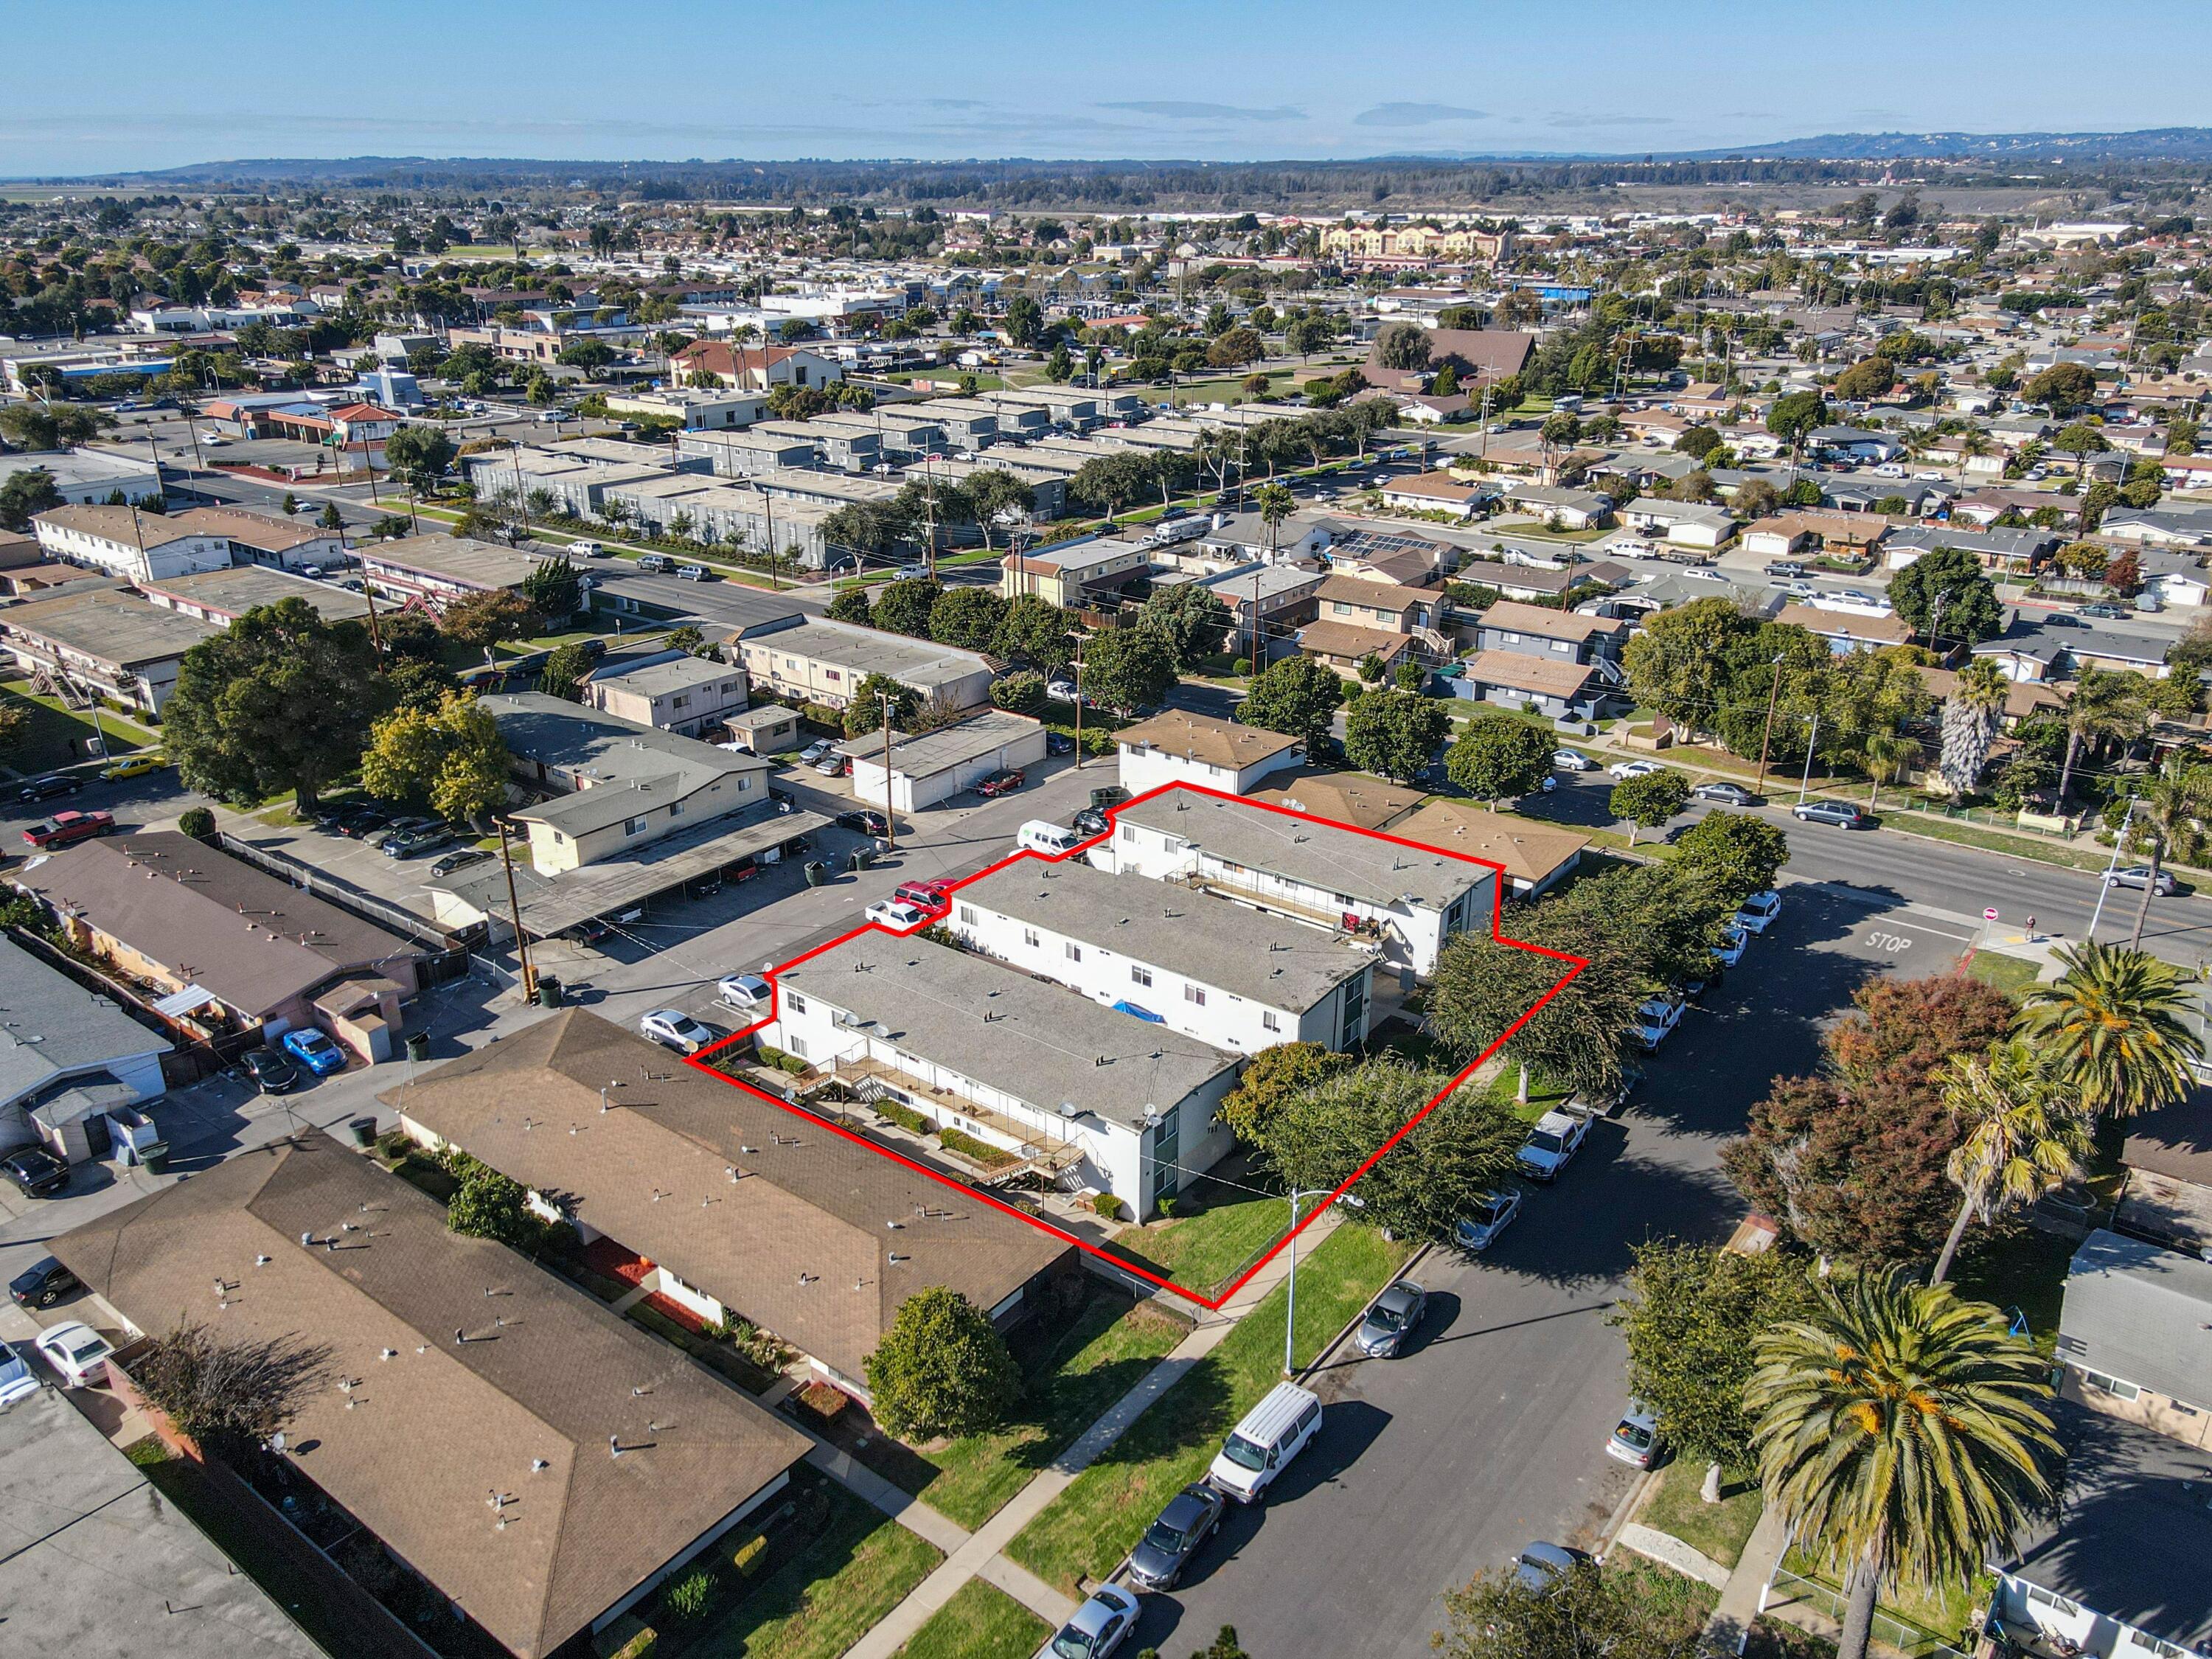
xmin=2019 ymin=939 xmax=2204 ymax=1120
xmin=2055 ymin=667 xmax=2149 ymax=802
xmin=1936 ymin=659 xmax=2008 ymax=800
xmin=2119 ymin=761 xmax=2211 ymax=947
xmin=1930 ymin=1040 xmax=2087 ymax=1285
xmin=1747 ymin=1270 xmax=2061 ymax=1659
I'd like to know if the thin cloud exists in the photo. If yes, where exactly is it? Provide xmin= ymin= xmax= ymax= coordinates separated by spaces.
xmin=1099 ymin=100 xmax=1303 ymax=122
xmin=1548 ymin=112 xmax=1672 ymax=128
xmin=1354 ymin=102 xmax=1487 ymax=128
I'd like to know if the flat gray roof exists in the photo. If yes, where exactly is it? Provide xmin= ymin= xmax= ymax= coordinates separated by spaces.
xmin=585 ymin=652 xmax=742 ymax=700
xmin=2059 ymin=1229 xmax=2212 ymax=1408
xmin=140 ymin=564 xmax=372 ymax=622
xmin=359 ymin=534 xmax=543 ymax=590
xmin=742 ymin=616 xmax=991 ymax=691
xmin=1119 ymin=789 xmax=1492 ymax=914
xmin=956 ymin=858 xmax=1370 ymax=1011
xmin=481 ymin=692 xmax=771 ymax=837
xmin=1 ymin=584 xmax=218 ymax=667
xmin=779 ymin=933 xmax=1238 ymax=1132
xmin=0 ymin=934 xmax=170 ymax=1111
xmin=834 ymin=708 xmax=1042 ymax=775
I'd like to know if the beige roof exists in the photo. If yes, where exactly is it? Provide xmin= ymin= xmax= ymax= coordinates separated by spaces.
xmin=1298 ymin=619 xmax=1411 ymax=663
xmin=380 ymin=1010 xmax=1071 ymax=1381
xmin=52 ymin=1136 xmax=807 ymax=1659
xmin=31 ymin=503 xmax=200 ymax=548
xmin=1377 ymin=471 xmax=1487 ymax=501
xmin=1775 ymin=603 xmax=1916 ymax=646
xmin=1477 ymin=600 xmax=1629 ymax=643
xmin=1248 ymin=768 xmax=1424 ymax=831
xmin=1387 ymin=799 xmax=1589 ymax=886
xmin=1116 ymin=710 xmax=1300 ymax=771
xmin=1315 ymin=574 xmax=1430 ymax=613
xmin=1461 ymin=648 xmax=1600 ymax=698
xmin=170 ymin=505 xmax=332 ymax=553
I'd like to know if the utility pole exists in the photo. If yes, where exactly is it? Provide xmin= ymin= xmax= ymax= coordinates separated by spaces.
xmin=495 ymin=820 xmax=538 ymax=1001
xmin=880 ymin=692 xmax=897 ymax=852
xmin=1751 ymin=652 xmax=1787 ymax=798
xmin=1072 ymin=647 xmax=1085 ymax=771
xmin=1798 ymin=711 xmax=1822 ymax=805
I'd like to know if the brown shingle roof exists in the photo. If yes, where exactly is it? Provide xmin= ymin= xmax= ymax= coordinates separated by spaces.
xmin=1315 ymin=574 xmax=1430 ymax=616
xmin=1476 ymin=600 xmax=1629 ymax=643
xmin=1385 ymin=800 xmax=1588 ymax=887
xmin=1775 ymin=603 xmax=1916 ymax=647
xmin=1115 ymin=711 xmax=1300 ymax=772
xmin=1248 ymin=769 xmax=1424 ymax=831
xmin=30 ymin=503 xmax=200 ymax=548
xmin=1298 ymin=619 xmax=1411 ymax=663
xmin=52 ymin=1137 xmax=807 ymax=1659
xmin=380 ymin=1011 xmax=1071 ymax=1381
xmin=170 ymin=505 xmax=330 ymax=554
xmin=1461 ymin=649 xmax=1600 ymax=698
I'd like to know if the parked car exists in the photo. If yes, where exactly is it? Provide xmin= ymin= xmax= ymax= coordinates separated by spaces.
xmin=1455 ymin=1189 xmax=1523 ymax=1252
xmin=864 ymin=898 xmax=929 ymax=931
xmin=1517 ymin=1107 xmax=1592 ymax=1181
xmin=835 ymin=808 xmax=889 ymax=837
xmin=99 ymin=752 xmax=164 ymax=780
xmin=975 ymin=768 xmax=1026 ymax=798
xmin=813 ymin=752 xmax=849 ymax=777
xmin=8 ymin=1256 xmax=78 ymax=1310
xmin=17 ymin=773 xmax=82 ymax=803
xmin=1046 ymin=678 xmax=1079 ymax=702
xmin=717 ymin=974 xmax=772 ymax=1012
xmin=35 ymin=1321 xmax=113 ymax=1389
xmin=282 ymin=1027 xmax=348 ymax=1077
xmin=1126 ymin=1481 xmax=1226 ymax=1590
xmin=429 ymin=847 xmax=491 ymax=879
xmin=1607 ymin=1403 xmax=1665 ymax=1470
xmin=1734 ymin=890 xmax=1782 ymax=934
xmin=674 ymin=563 xmax=712 ymax=582
xmin=1633 ymin=995 xmax=1686 ymax=1052
xmin=640 ymin=1009 xmax=712 ymax=1052
xmin=2079 ymin=602 xmax=2130 ymax=620
xmin=1046 ymin=731 xmax=1076 ymax=757
xmin=0 ymin=1145 xmax=69 ymax=1198
xmin=1512 ymin=1542 xmax=1585 ymax=1596
xmin=1047 ymin=1584 xmax=1141 ymax=1658
xmin=23 ymin=810 xmax=116 ymax=849
xmin=1793 ymin=799 xmax=1871 ymax=830
xmin=1208 ymin=1380 xmax=1324 ymax=1504
xmin=241 ymin=1046 xmax=301 ymax=1092
xmin=1607 ymin=759 xmax=1661 ymax=780
xmin=335 ymin=803 xmax=392 ymax=838
xmin=1764 ymin=560 xmax=1808 ymax=577
xmin=381 ymin=824 xmax=456 ymax=858
xmin=1354 ymin=1279 xmax=1427 ymax=1359
xmin=1690 ymin=780 xmax=1756 ymax=806
xmin=893 ymin=563 xmax=928 ymax=580
xmin=892 ymin=880 xmax=953 ymax=913
xmin=2105 ymin=865 xmax=2178 ymax=896
xmin=1073 ymin=807 xmax=1109 ymax=838
xmin=798 ymin=740 xmax=834 ymax=765
xmin=1551 ymin=749 xmax=1593 ymax=773
xmin=1711 ymin=925 xmax=1749 ymax=970
xmin=0 ymin=1342 xmax=38 ymax=1410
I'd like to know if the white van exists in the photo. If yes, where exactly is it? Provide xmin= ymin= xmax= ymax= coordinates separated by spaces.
xmin=1017 ymin=820 xmax=1082 ymax=858
xmin=1208 ymin=1380 xmax=1322 ymax=1503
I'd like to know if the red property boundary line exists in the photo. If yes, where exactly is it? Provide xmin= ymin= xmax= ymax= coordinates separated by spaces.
xmin=681 ymin=779 xmax=1585 ymax=1310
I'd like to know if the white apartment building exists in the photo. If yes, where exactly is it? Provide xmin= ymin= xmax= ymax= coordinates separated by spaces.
xmin=765 ymin=933 xmax=1239 ymax=1218
xmin=1091 ymin=787 xmax=1495 ymax=976
xmin=602 ymin=389 xmax=768 ymax=431
xmin=1114 ymin=711 xmax=1304 ymax=798
xmin=582 ymin=650 xmax=749 ymax=738
xmin=947 ymin=858 xmax=1374 ymax=1054
xmin=30 ymin=504 xmax=233 ymax=583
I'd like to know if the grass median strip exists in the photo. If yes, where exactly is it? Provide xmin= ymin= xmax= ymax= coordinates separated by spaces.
xmin=1006 ymin=1222 xmax=1413 ymax=1596
xmin=893 ymin=1579 xmax=1051 ymax=1659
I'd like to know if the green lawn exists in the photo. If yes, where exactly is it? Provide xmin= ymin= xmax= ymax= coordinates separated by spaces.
xmin=1009 ymin=1222 xmax=1413 ymax=1596
xmin=1779 ymin=1546 xmax=1990 ymax=1656
xmin=886 ymin=1290 xmax=1186 ymax=1529
xmin=1879 ymin=810 xmax=2111 ymax=873
xmin=1 ymin=680 xmax=150 ymax=772
xmin=1637 ymin=1458 xmax=1765 ymax=1571
xmin=892 ymin=1579 xmax=1048 ymax=1659
xmin=1948 ymin=1220 xmax=2079 ymax=1354
xmin=1104 ymin=1177 xmax=1290 ymax=1295
xmin=1964 ymin=950 xmax=2044 ymax=999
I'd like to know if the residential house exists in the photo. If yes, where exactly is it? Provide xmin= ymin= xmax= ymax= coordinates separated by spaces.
xmin=1883 ymin=524 xmax=2059 ymax=576
xmin=1315 ymin=574 xmax=1444 ymax=636
xmin=1775 ymin=602 xmax=1917 ymax=653
xmin=12 ymin=832 xmax=418 ymax=1064
xmin=1618 ymin=498 xmax=1739 ymax=551
xmin=1374 ymin=472 xmax=1497 ymax=519
xmin=998 ymin=540 xmax=1150 ymax=608
xmin=1499 ymin=483 xmax=1613 ymax=531
xmin=602 ymin=388 xmax=768 ymax=431
xmin=735 ymin=615 xmax=995 ymax=713
xmin=1093 ymin=787 xmax=1496 ymax=975
xmin=1115 ymin=711 xmax=1304 ymax=797
xmin=1361 ymin=327 xmax=1535 ymax=394
xmin=0 ymin=934 xmax=170 ymax=1164
xmin=1189 ymin=563 xmax=1325 ymax=663
xmin=1385 ymin=799 xmax=1587 ymax=897
xmin=766 ymin=931 xmax=1241 ymax=1220
xmin=1455 ymin=650 xmax=1624 ymax=722
xmin=581 ymin=650 xmax=750 ymax=738
xmin=2112 ymin=1096 xmax=2212 ymax=1259
xmin=948 ymin=855 xmax=1374 ymax=1053
xmin=1471 ymin=599 xmax=1632 ymax=669
xmin=2136 ymin=549 xmax=2212 ymax=608
xmin=1247 ymin=769 xmax=1426 ymax=832
xmin=2100 ymin=507 xmax=2212 ymax=549
xmin=1296 ymin=618 xmax=1413 ymax=677
xmin=1917 ymin=664 xmax=2067 ymax=726
xmin=1806 ymin=425 xmax=1904 ymax=464
xmin=0 ymin=584 xmax=218 ymax=712
xmin=53 ymin=1135 xmax=810 ymax=1659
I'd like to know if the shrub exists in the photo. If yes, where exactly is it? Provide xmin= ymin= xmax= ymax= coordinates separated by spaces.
xmin=177 ymin=806 xmax=216 ymax=839
xmin=732 ymin=1532 xmax=769 ymax=1577
xmin=863 ymin=1287 xmax=1021 ymax=1441
xmin=874 ymin=1099 xmax=929 ymax=1134
xmin=1155 ymin=1196 xmax=1180 ymax=1220
xmin=1232 ymin=658 xmax=1253 ymax=677
xmin=665 ymin=1570 xmax=713 ymax=1621
xmin=797 ymin=1380 xmax=850 ymax=1425
xmin=1091 ymin=1192 xmax=1125 ymax=1221
xmin=939 ymin=1127 xmax=1018 ymax=1169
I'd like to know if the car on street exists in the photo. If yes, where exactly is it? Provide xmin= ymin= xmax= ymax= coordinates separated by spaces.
xmin=23 ymin=810 xmax=116 ymax=849
xmin=18 ymin=773 xmax=83 ymax=803
xmin=1046 ymin=678 xmax=1079 ymax=702
xmin=1607 ymin=1403 xmax=1665 ymax=1469
xmin=1 ymin=1145 xmax=69 ymax=1198
xmin=1046 ymin=731 xmax=1075 ymax=756
xmin=1517 ymin=1107 xmax=1592 ymax=1181
xmin=429 ymin=847 xmax=491 ymax=879
xmin=894 ymin=563 xmax=928 ymax=580
xmin=1607 ymin=759 xmax=1661 ymax=780
xmin=1793 ymin=798 xmax=1871 ymax=830
xmin=1633 ymin=995 xmax=1686 ymax=1051
xmin=640 ymin=1009 xmax=713 ymax=1052
xmin=1679 ymin=566 xmax=1730 ymax=584
xmin=1566 ymin=1064 xmax=1642 ymax=1119
xmin=1513 ymin=1542 xmax=1585 ymax=1595
xmin=1047 ymin=1583 xmax=1141 ymax=1658
xmin=1455 ymin=1188 xmax=1523 ymax=1252
xmin=1764 ymin=560 xmax=1807 ymax=577
xmin=282 ymin=1027 xmax=348 ymax=1077
xmin=835 ymin=808 xmax=889 ymax=837
xmin=1690 ymin=779 xmax=1757 ymax=806
xmin=892 ymin=880 xmax=953 ymax=913
xmin=0 ymin=1342 xmax=38 ymax=1410
xmin=241 ymin=1046 xmax=301 ymax=1092
xmin=1126 ymin=1481 xmax=1226 ymax=1590
xmin=975 ymin=768 xmax=1026 ymax=798
xmin=1734 ymin=889 xmax=1782 ymax=934
xmin=799 ymin=740 xmax=833 ymax=765
xmin=2105 ymin=865 xmax=2178 ymax=895
xmin=8 ymin=1256 xmax=79 ymax=1310
xmin=1354 ymin=1279 xmax=1427 ymax=1359
xmin=35 ymin=1321 xmax=113 ymax=1389
xmin=1551 ymin=749 xmax=1593 ymax=772
xmin=2079 ymin=602 xmax=2130 ymax=620
xmin=1711 ymin=925 xmax=1749 ymax=969
xmin=864 ymin=898 xmax=929 ymax=931
xmin=717 ymin=974 xmax=772 ymax=1012
xmin=99 ymin=753 xmax=164 ymax=779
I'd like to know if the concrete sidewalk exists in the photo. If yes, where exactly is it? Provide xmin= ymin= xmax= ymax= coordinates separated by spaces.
xmin=1699 ymin=1503 xmax=1790 ymax=1657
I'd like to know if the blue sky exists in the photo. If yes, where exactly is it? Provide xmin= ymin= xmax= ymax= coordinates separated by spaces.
xmin=9 ymin=0 xmax=2211 ymax=175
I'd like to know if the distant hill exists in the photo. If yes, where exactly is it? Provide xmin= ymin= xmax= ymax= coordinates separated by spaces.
xmin=1666 ymin=128 xmax=2212 ymax=162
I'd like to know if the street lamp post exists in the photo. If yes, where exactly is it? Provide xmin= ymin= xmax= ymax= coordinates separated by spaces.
xmin=1283 ymin=1187 xmax=1328 ymax=1377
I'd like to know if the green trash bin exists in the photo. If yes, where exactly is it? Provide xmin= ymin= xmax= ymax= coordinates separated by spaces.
xmin=139 ymin=1141 xmax=170 ymax=1176
xmin=406 ymin=1031 xmax=430 ymax=1062
xmin=348 ymin=1116 xmax=378 ymax=1149
xmin=849 ymin=847 xmax=873 ymax=873
xmin=536 ymin=975 xmax=563 ymax=1009
xmin=804 ymin=859 xmax=830 ymax=888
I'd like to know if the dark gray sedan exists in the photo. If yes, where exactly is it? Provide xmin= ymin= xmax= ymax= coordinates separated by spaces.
xmin=1690 ymin=779 xmax=1757 ymax=807
xmin=1125 ymin=1481 xmax=1225 ymax=1590
xmin=1354 ymin=1279 xmax=1428 ymax=1358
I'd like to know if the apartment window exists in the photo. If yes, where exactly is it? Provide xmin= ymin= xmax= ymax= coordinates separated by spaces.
xmin=671 ymin=693 xmax=690 ymax=709
xmin=786 ymin=1034 xmax=807 ymax=1058
xmin=1262 ymin=1010 xmax=1281 ymax=1032
xmin=552 ymin=830 xmax=565 ymax=844
xmin=625 ymin=815 xmax=648 ymax=836
xmin=2082 ymin=1368 xmax=2142 ymax=1402
xmin=1184 ymin=984 xmax=1206 ymax=1006
xmin=1023 ymin=928 xmax=1040 ymax=948
xmin=1131 ymin=966 xmax=1152 ymax=988
xmin=669 ymin=801 xmax=684 ymax=818
xmin=1332 ymin=601 xmax=1352 ymax=616
xmin=2025 ymin=1587 xmax=2081 ymax=1618
xmin=824 ymin=667 xmax=841 ymax=682
xmin=786 ymin=992 xmax=807 ymax=1015
xmin=1121 ymin=824 xmax=1136 ymax=843
xmin=1065 ymin=942 xmax=1082 ymax=962
xmin=959 ymin=905 xmax=976 ymax=925
xmin=1551 ymin=639 xmax=1571 ymax=653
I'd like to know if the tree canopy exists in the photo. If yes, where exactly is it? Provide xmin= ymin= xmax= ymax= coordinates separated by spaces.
xmin=1444 ymin=714 xmax=1553 ymax=805
xmin=1885 ymin=546 xmax=2004 ymax=647
xmin=1141 ymin=583 xmax=1232 ymax=669
xmin=864 ymin=1287 xmax=1021 ymax=1442
xmin=1342 ymin=688 xmax=1447 ymax=785
xmin=1080 ymin=627 xmax=1178 ymax=715
xmin=1237 ymin=655 xmax=1344 ymax=757
xmin=360 ymin=692 xmax=511 ymax=823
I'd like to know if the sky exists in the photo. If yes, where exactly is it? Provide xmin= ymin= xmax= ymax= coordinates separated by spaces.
xmin=8 ymin=0 xmax=2212 ymax=177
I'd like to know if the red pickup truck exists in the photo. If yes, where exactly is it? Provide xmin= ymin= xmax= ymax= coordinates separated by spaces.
xmin=23 ymin=810 xmax=115 ymax=849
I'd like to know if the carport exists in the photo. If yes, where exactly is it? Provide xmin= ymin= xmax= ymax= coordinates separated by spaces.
xmin=838 ymin=709 xmax=1048 ymax=815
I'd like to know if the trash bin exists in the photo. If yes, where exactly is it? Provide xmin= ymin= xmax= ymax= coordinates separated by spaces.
xmin=348 ymin=1117 xmax=378 ymax=1149
xmin=537 ymin=975 xmax=563 ymax=1009
xmin=849 ymin=847 xmax=873 ymax=873
xmin=406 ymin=1032 xmax=430 ymax=1062
xmin=804 ymin=859 xmax=830 ymax=888
xmin=140 ymin=1142 xmax=169 ymax=1176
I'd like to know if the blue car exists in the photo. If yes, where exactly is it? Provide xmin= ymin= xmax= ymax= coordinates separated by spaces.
xmin=280 ymin=1027 xmax=347 ymax=1077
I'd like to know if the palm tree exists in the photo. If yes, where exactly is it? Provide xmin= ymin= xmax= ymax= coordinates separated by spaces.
xmin=1929 ymin=1040 xmax=2087 ymax=1284
xmin=2119 ymin=761 xmax=2211 ymax=947
xmin=1253 ymin=483 xmax=1295 ymax=560
xmin=1936 ymin=659 xmax=2008 ymax=800
xmin=2055 ymin=667 xmax=2149 ymax=802
xmin=1863 ymin=730 xmax=1918 ymax=810
xmin=2020 ymin=939 xmax=2204 ymax=1120
xmin=1747 ymin=1270 xmax=2061 ymax=1659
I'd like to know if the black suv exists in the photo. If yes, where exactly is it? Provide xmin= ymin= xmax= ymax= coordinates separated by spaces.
xmin=9 ymin=1256 xmax=79 ymax=1308
xmin=18 ymin=774 xmax=81 ymax=804
xmin=241 ymin=1046 xmax=301 ymax=1093
xmin=1 ymin=1145 xmax=70 ymax=1197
